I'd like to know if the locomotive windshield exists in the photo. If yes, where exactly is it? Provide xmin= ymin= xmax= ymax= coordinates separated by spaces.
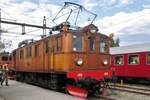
xmin=89 ymin=37 xmax=95 ymax=51
xmin=99 ymin=39 xmax=107 ymax=53
xmin=73 ymin=35 xmax=83 ymax=51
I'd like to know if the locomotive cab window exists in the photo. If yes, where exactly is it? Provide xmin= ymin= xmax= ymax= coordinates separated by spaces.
xmin=128 ymin=55 xmax=139 ymax=65
xmin=100 ymin=39 xmax=107 ymax=53
xmin=73 ymin=35 xmax=82 ymax=51
xmin=146 ymin=54 xmax=150 ymax=65
xmin=114 ymin=56 xmax=124 ymax=65
xmin=88 ymin=37 xmax=95 ymax=51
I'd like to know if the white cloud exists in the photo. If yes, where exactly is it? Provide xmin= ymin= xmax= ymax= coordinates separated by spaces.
xmin=143 ymin=4 xmax=150 ymax=9
xmin=95 ymin=9 xmax=150 ymax=45
xmin=81 ymin=0 xmax=98 ymax=10
xmin=0 ymin=0 xmax=62 ymax=51
xmin=121 ymin=0 xmax=129 ymax=4
xmin=96 ymin=9 xmax=150 ymax=35
xmin=0 ymin=0 xmax=149 ymax=50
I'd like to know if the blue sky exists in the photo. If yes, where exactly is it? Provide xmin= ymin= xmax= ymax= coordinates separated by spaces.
xmin=0 ymin=0 xmax=150 ymax=51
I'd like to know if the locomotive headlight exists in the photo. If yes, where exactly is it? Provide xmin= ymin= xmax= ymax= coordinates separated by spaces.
xmin=103 ymin=59 xmax=108 ymax=65
xmin=76 ymin=58 xmax=83 ymax=66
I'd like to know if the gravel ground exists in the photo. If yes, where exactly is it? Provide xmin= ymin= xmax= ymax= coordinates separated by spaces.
xmin=0 ymin=80 xmax=149 ymax=100
xmin=0 ymin=80 xmax=83 ymax=100
xmin=0 ymin=96 xmax=4 ymax=100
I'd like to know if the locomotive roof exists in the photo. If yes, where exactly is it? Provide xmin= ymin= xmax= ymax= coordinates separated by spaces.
xmin=14 ymin=24 xmax=109 ymax=51
xmin=110 ymin=43 xmax=150 ymax=54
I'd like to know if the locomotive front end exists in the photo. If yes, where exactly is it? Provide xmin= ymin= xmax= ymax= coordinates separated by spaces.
xmin=65 ymin=24 xmax=113 ymax=98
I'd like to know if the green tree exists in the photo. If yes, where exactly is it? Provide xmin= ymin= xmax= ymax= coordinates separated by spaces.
xmin=0 ymin=39 xmax=12 ymax=52
xmin=109 ymin=33 xmax=120 ymax=47
xmin=115 ymin=38 xmax=120 ymax=47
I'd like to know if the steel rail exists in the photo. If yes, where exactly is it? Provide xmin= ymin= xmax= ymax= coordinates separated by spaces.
xmin=110 ymin=85 xmax=150 ymax=92
xmin=110 ymin=87 xmax=150 ymax=96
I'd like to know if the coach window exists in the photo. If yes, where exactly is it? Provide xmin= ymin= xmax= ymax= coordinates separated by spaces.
xmin=89 ymin=37 xmax=95 ymax=51
xmin=146 ymin=54 xmax=150 ymax=64
xmin=128 ymin=55 xmax=139 ymax=65
xmin=114 ymin=56 xmax=124 ymax=65
xmin=73 ymin=35 xmax=82 ymax=51
xmin=56 ymin=37 xmax=62 ymax=52
xmin=35 ymin=44 xmax=40 ymax=57
xmin=20 ymin=49 xmax=24 ymax=59
xmin=100 ymin=39 xmax=107 ymax=53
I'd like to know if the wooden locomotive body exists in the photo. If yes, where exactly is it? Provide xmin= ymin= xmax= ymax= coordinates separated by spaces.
xmin=13 ymin=23 xmax=112 ymax=97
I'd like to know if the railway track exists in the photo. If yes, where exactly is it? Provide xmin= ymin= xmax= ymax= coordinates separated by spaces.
xmin=109 ymin=84 xmax=150 ymax=96
xmin=88 ymin=95 xmax=116 ymax=100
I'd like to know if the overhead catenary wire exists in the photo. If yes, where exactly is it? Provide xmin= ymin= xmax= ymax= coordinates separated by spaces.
xmin=2 ymin=31 xmax=42 ymax=37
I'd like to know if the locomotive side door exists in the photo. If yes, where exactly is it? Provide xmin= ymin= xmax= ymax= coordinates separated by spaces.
xmin=44 ymin=37 xmax=55 ymax=72
xmin=43 ymin=40 xmax=49 ymax=72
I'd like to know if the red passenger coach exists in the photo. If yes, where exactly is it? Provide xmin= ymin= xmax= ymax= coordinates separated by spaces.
xmin=110 ymin=43 xmax=150 ymax=82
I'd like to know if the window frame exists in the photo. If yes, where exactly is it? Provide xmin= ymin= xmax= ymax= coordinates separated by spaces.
xmin=26 ymin=46 xmax=32 ymax=58
xmin=35 ymin=44 xmax=40 ymax=57
xmin=72 ymin=35 xmax=83 ymax=52
xmin=114 ymin=55 xmax=124 ymax=66
xmin=1 ymin=56 xmax=8 ymax=61
xmin=88 ymin=37 xmax=96 ymax=52
xmin=19 ymin=49 xmax=24 ymax=59
xmin=99 ymin=39 xmax=108 ymax=53
xmin=55 ymin=36 xmax=62 ymax=52
xmin=26 ymin=47 xmax=28 ymax=58
xmin=28 ymin=46 xmax=32 ymax=57
xmin=128 ymin=54 xmax=140 ymax=65
xmin=146 ymin=53 xmax=150 ymax=65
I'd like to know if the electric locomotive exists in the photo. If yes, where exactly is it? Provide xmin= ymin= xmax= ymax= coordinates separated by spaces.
xmin=12 ymin=2 xmax=113 ymax=98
